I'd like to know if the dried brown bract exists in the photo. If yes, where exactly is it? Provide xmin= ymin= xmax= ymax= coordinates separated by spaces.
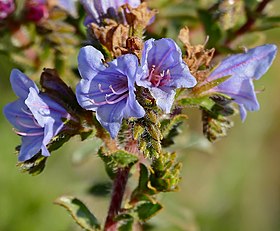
xmin=179 ymin=26 xmax=215 ymax=82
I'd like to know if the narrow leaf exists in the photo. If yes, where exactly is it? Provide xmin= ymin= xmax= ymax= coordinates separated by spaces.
xmin=193 ymin=75 xmax=231 ymax=95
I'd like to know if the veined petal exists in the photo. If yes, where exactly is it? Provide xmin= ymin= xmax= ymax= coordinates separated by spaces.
xmin=10 ymin=69 xmax=39 ymax=99
xmin=25 ymin=88 xmax=67 ymax=128
xmin=208 ymin=44 xmax=277 ymax=82
xmin=110 ymin=54 xmax=139 ymax=84
xmin=145 ymin=38 xmax=182 ymax=75
xmin=96 ymin=100 xmax=127 ymax=138
xmin=78 ymin=46 xmax=106 ymax=81
xmin=123 ymin=91 xmax=145 ymax=118
xmin=203 ymin=44 xmax=277 ymax=121
xmin=212 ymin=77 xmax=259 ymax=112
xmin=150 ymin=87 xmax=176 ymax=113
xmin=3 ymin=100 xmax=36 ymax=131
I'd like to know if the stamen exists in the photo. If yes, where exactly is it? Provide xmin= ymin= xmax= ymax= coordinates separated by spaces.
xmin=87 ymin=98 xmax=108 ymax=106
xmin=16 ymin=117 xmax=42 ymax=129
xmin=21 ymin=107 xmax=33 ymax=116
xmin=109 ymin=85 xmax=128 ymax=95
xmin=105 ymin=93 xmax=128 ymax=104
xmin=98 ymin=83 xmax=105 ymax=92
xmin=13 ymin=128 xmax=44 ymax=137
xmin=148 ymin=65 xmax=156 ymax=81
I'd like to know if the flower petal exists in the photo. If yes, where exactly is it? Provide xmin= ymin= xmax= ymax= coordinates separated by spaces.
xmin=150 ymin=87 xmax=176 ymax=113
xmin=25 ymin=88 xmax=67 ymax=128
xmin=123 ymin=91 xmax=145 ymax=118
xmin=213 ymin=77 xmax=259 ymax=112
xmin=10 ymin=69 xmax=39 ymax=99
xmin=208 ymin=44 xmax=277 ymax=82
xmin=96 ymin=100 xmax=127 ymax=138
xmin=78 ymin=46 xmax=106 ymax=81
xmin=18 ymin=136 xmax=44 ymax=162
xmin=239 ymin=104 xmax=247 ymax=122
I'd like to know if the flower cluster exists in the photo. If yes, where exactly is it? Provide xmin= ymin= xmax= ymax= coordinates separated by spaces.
xmin=4 ymin=41 xmax=277 ymax=162
xmin=76 ymin=38 xmax=197 ymax=137
xmin=2 ymin=1 xmax=279 ymax=230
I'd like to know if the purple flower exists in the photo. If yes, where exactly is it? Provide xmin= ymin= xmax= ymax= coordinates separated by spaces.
xmin=80 ymin=0 xmax=141 ymax=25
xmin=137 ymin=38 xmax=197 ymax=113
xmin=0 ymin=0 xmax=15 ymax=20
xmin=3 ymin=69 xmax=70 ymax=162
xmin=76 ymin=45 xmax=145 ymax=138
xmin=205 ymin=44 xmax=277 ymax=121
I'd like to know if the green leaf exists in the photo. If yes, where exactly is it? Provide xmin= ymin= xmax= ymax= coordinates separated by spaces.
xmin=193 ymin=75 xmax=231 ymax=95
xmin=54 ymin=196 xmax=101 ymax=231
xmin=98 ymin=148 xmax=138 ymax=179
xmin=115 ymin=214 xmax=134 ymax=231
xmin=135 ymin=201 xmax=163 ymax=221
xmin=178 ymin=96 xmax=209 ymax=107
xmin=136 ymin=164 xmax=150 ymax=193
xmin=98 ymin=147 xmax=116 ymax=179
xmin=111 ymin=150 xmax=138 ymax=168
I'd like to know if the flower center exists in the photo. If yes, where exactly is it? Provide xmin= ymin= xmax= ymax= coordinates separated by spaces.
xmin=87 ymin=82 xmax=129 ymax=106
xmin=148 ymin=65 xmax=171 ymax=87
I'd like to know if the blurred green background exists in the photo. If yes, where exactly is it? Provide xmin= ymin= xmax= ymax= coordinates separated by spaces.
xmin=1 ymin=1 xmax=280 ymax=231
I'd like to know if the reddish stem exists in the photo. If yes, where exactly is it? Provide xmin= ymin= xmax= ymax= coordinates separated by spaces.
xmin=104 ymin=167 xmax=131 ymax=231
xmin=224 ymin=0 xmax=271 ymax=46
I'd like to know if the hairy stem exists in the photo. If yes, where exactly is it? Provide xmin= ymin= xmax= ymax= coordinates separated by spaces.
xmin=104 ymin=167 xmax=131 ymax=231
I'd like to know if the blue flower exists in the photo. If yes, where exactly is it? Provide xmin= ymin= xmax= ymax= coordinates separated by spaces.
xmin=3 ymin=69 xmax=70 ymax=162
xmin=76 ymin=45 xmax=145 ymax=138
xmin=80 ymin=0 xmax=141 ymax=25
xmin=137 ymin=38 xmax=197 ymax=113
xmin=205 ymin=44 xmax=277 ymax=121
